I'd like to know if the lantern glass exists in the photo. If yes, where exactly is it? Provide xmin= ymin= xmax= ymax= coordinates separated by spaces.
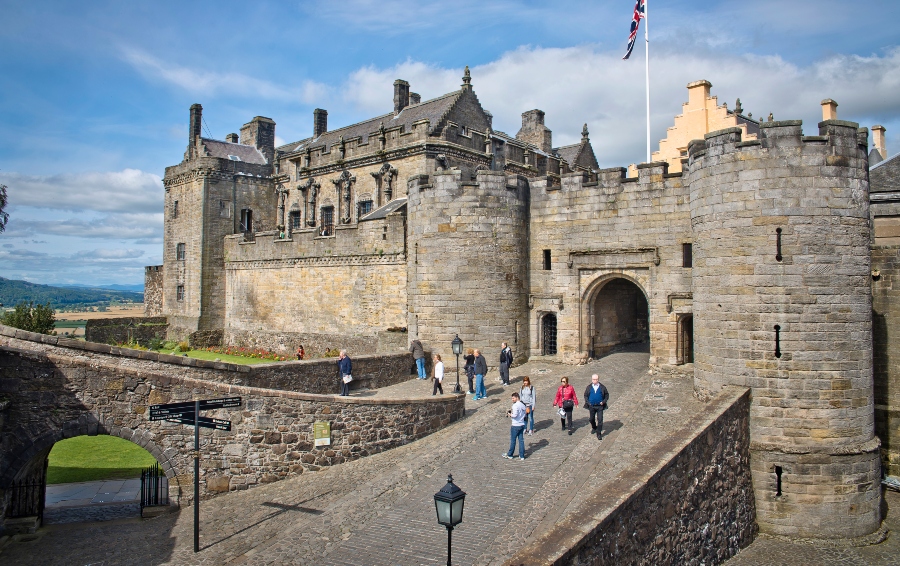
xmin=451 ymin=497 xmax=465 ymax=525
xmin=451 ymin=335 xmax=463 ymax=356
xmin=435 ymin=497 xmax=451 ymax=526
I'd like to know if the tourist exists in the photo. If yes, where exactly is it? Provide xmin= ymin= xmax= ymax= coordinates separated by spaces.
xmin=503 ymin=392 xmax=527 ymax=460
xmin=584 ymin=374 xmax=609 ymax=440
xmin=519 ymin=376 xmax=536 ymax=435
xmin=473 ymin=349 xmax=488 ymax=400
xmin=432 ymin=354 xmax=444 ymax=395
xmin=338 ymin=350 xmax=352 ymax=396
xmin=297 ymin=344 xmax=305 ymax=360
xmin=553 ymin=376 xmax=578 ymax=435
xmin=499 ymin=342 xmax=513 ymax=386
xmin=410 ymin=338 xmax=426 ymax=379
xmin=464 ymin=348 xmax=476 ymax=394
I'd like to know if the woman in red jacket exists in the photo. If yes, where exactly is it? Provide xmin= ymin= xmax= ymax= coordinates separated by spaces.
xmin=553 ymin=376 xmax=579 ymax=435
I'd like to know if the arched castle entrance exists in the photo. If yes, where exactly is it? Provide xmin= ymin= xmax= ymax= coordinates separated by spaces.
xmin=677 ymin=314 xmax=694 ymax=364
xmin=584 ymin=276 xmax=649 ymax=358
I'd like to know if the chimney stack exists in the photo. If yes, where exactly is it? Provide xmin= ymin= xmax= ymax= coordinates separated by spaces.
xmin=394 ymin=80 xmax=410 ymax=115
xmin=409 ymin=92 xmax=421 ymax=106
xmin=240 ymin=116 xmax=276 ymax=165
xmin=314 ymin=108 xmax=328 ymax=138
xmin=188 ymin=103 xmax=202 ymax=159
xmin=873 ymin=125 xmax=887 ymax=161
xmin=225 ymin=133 xmax=239 ymax=143
xmin=516 ymin=109 xmax=553 ymax=153
xmin=821 ymin=99 xmax=838 ymax=121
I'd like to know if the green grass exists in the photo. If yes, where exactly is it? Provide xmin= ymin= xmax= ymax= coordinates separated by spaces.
xmin=156 ymin=349 xmax=273 ymax=365
xmin=47 ymin=435 xmax=158 ymax=484
xmin=54 ymin=319 xmax=86 ymax=329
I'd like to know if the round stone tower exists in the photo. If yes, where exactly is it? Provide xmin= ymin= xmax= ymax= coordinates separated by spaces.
xmin=686 ymin=120 xmax=880 ymax=538
xmin=406 ymin=170 xmax=530 ymax=361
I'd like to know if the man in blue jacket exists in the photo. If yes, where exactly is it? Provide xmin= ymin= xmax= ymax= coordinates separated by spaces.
xmin=584 ymin=374 xmax=609 ymax=439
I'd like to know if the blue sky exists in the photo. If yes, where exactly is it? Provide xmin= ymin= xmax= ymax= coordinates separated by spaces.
xmin=2 ymin=0 xmax=899 ymax=286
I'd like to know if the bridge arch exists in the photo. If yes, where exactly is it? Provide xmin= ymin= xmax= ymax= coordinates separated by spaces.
xmin=2 ymin=415 xmax=178 ymax=487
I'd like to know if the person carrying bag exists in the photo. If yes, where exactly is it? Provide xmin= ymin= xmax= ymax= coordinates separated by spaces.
xmin=553 ymin=376 xmax=578 ymax=435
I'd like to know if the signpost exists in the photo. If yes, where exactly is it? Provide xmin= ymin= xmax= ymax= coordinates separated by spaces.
xmin=149 ymin=396 xmax=241 ymax=553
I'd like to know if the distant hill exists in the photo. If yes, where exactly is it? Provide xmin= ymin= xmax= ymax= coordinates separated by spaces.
xmin=0 ymin=277 xmax=143 ymax=308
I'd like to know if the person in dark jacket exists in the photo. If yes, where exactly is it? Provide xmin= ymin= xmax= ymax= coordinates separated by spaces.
xmin=499 ymin=342 xmax=513 ymax=386
xmin=410 ymin=339 xmax=426 ymax=379
xmin=463 ymin=348 xmax=476 ymax=394
xmin=338 ymin=350 xmax=352 ymax=396
xmin=583 ymin=374 xmax=609 ymax=439
xmin=473 ymin=349 xmax=488 ymax=400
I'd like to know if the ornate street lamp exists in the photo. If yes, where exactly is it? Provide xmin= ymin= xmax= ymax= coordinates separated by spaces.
xmin=451 ymin=334 xmax=463 ymax=393
xmin=433 ymin=474 xmax=466 ymax=566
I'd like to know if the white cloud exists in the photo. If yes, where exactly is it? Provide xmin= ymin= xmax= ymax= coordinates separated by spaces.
xmin=342 ymin=45 xmax=900 ymax=167
xmin=72 ymin=248 xmax=146 ymax=260
xmin=121 ymin=48 xmax=329 ymax=104
xmin=8 ymin=213 xmax=162 ymax=240
xmin=0 ymin=169 xmax=163 ymax=214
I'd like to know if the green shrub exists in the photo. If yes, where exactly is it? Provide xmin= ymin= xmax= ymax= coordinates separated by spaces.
xmin=162 ymin=340 xmax=178 ymax=350
xmin=148 ymin=337 xmax=164 ymax=351
xmin=177 ymin=341 xmax=191 ymax=352
xmin=1 ymin=301 xmax=56 ymax=334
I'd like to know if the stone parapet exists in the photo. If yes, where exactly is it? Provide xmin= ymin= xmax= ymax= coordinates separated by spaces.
xmin=511 ymin=387 xmax=755 ymax=565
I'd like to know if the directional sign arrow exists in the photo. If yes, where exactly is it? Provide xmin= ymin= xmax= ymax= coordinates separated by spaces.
xmin=150 ymin=397 xmax=241 ymax=412
xmin=163 ymin=416 xmax=232 ymax=431
xmin=149 ymin=408 xmax=196 ymax=420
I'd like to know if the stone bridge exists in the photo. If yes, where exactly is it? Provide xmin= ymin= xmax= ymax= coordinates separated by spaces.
xmin=0 ymin=325 xmax=463 ymax=531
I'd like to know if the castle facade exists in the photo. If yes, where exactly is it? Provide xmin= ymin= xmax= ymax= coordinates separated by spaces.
xmin=150 ymin=70 xmax=899 ymax=540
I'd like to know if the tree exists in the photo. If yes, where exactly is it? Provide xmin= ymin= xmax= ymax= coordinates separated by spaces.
xmin=1 ymin=301 xmax=56 ymax=334
xmin=0 ymin=183 xmax=8 ymax=233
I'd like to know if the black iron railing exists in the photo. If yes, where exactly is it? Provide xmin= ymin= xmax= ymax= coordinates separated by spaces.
xmin=140 ymin=462 xmax=169 ymax=516
xmin=8 ymin=479 xmax=44 ymax=524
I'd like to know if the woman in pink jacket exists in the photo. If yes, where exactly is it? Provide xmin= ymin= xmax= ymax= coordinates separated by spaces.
xmin=553 ymin=376 xmax=579 ymax=435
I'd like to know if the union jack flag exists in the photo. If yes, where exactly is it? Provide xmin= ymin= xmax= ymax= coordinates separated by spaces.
xmin=623 ymin=0 xmax=646 ymax=60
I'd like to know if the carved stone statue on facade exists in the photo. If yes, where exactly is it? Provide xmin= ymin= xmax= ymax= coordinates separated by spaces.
xmin=275 ymin=184 xmax=289 ymax=235
xmin=299 ymin=177 xmax=320 ymax=227
xmin=371 ymin=162 xmax=397 ymax=206
xmin=333 ymin=170 xmax=356 ymax=224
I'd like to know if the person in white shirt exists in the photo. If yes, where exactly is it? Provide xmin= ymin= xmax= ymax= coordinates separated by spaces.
xmin=503 ymin=392 xmax=527 ymax=460
xmin=432 ymin=354 xmax=444 ymax=395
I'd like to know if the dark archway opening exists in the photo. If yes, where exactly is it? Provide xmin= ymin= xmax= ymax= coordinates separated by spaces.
xmin=591 ymin=278 xmax=649 ymax=358
xmin=678 ymin=314 xmax=694 ymax=364
xmin=542 ymin=313 xmax=558 ymax=356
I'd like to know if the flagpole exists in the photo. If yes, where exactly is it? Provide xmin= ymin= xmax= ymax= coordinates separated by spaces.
xmin=644 ymin=0 xmax=651 ymax=163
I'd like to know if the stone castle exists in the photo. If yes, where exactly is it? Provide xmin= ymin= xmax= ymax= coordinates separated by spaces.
xmin=148 ymin=68 xmax=900 ymax=540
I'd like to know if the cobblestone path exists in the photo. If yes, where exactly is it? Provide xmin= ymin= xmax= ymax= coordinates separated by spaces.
xmin=12 ymin=350 xmax=896 ymax=565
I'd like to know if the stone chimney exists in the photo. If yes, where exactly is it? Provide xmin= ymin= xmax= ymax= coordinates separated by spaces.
xmin=873 ymin=125 xmax=887 ymax=160
xmin=314 ymin=108 xmax=328 ymax=138
xmin=687 ymin=80 xmax=712 ymax=108
xmin=394 ymin=80 xmax=410 ymax=115
xmin=409 ymin=92 xmax=421 ymax=106
xmin=225 ymin=133 xmax=239 ymax=143
xmin=188 ymin=103 xmax=202 ymax=159
xmin=516 ymin=109 xmax=552 ymax=153
xmin=240 ymin=116 xmax=276 ymax=165
xmin=821 ymin=99 xmax=838 ymax=121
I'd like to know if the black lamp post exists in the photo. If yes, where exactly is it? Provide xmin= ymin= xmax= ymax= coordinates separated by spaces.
xmin=434 ymin=474 xmax=466 ymax=566
xmin=451 ymin=334 xmax=463 ymax=393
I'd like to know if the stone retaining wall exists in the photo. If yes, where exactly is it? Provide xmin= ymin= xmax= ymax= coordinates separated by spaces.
xmin=512 ymin=387 xmax=754 ymax=565
xmin=84 ymin=317 xmax=169 ymax=345
xmin=0 ymin=331 xmax=464 ymax=531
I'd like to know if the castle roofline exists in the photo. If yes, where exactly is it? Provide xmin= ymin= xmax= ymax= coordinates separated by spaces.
xmin=276 ymin=89 xmax=466 ymax=156
xmin=199 ymin=137 xmax=268 ymax=164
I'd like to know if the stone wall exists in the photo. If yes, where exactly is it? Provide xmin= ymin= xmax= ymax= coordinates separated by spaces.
xmin=84 ymin=317 xmax=168 ymax=345
xmin=872 ymin=244 xmax=900 ymax=475
xmin=688 ymin=121 xmax=880 ymax=538
xmin=144 ymin=265 xmax=163 ymax=316
xmin=512 ymin=387 xmax=755 ymax=565
xmin=528 ymin=165 xmax=692 ymax=365
xmin=0 ymin=328 xmax=463 ymax=531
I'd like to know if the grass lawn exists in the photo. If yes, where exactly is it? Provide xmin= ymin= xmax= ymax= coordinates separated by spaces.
xmin=156 ymin=349 xmax=273 ymax=365
xmin=47 ymin=435 xmax=158 ymax=484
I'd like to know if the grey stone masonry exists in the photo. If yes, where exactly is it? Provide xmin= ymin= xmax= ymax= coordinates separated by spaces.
xmin=406 ymin=170 xmax=530 ymax=362
xmin=686 ymin=120 xmax=880 ymax=538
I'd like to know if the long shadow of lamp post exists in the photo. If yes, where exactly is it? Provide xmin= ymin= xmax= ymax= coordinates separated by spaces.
xmin=451 ymin=334 xmax=463 ymax=393
xmin=434 ymin=474 xmax=466 ymax=566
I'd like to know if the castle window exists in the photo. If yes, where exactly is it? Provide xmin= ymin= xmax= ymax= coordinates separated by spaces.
xmin=176 ymin=243 xmax=186 ymax=261
xmin=320 ymin=206 xmax=334 ymax=236
xmin=543 ymin=249 xmax=551 ymax=270
xmin=172 ymin=200 xmax=179 ymax=218
xmin=219 ymin=200 xmax=231 ymax=219
xmin=682 ymin=243 xmax=692 ymax=268
xmin=289 ymin=211 xmax=301 ymax=231
xmin=176 ymin=285 xmax=184 ymax=302
xmin=240 ymin=208 xmax=253 ymax=232
xmin=358 ymin=200 xmax=373 ymax=219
